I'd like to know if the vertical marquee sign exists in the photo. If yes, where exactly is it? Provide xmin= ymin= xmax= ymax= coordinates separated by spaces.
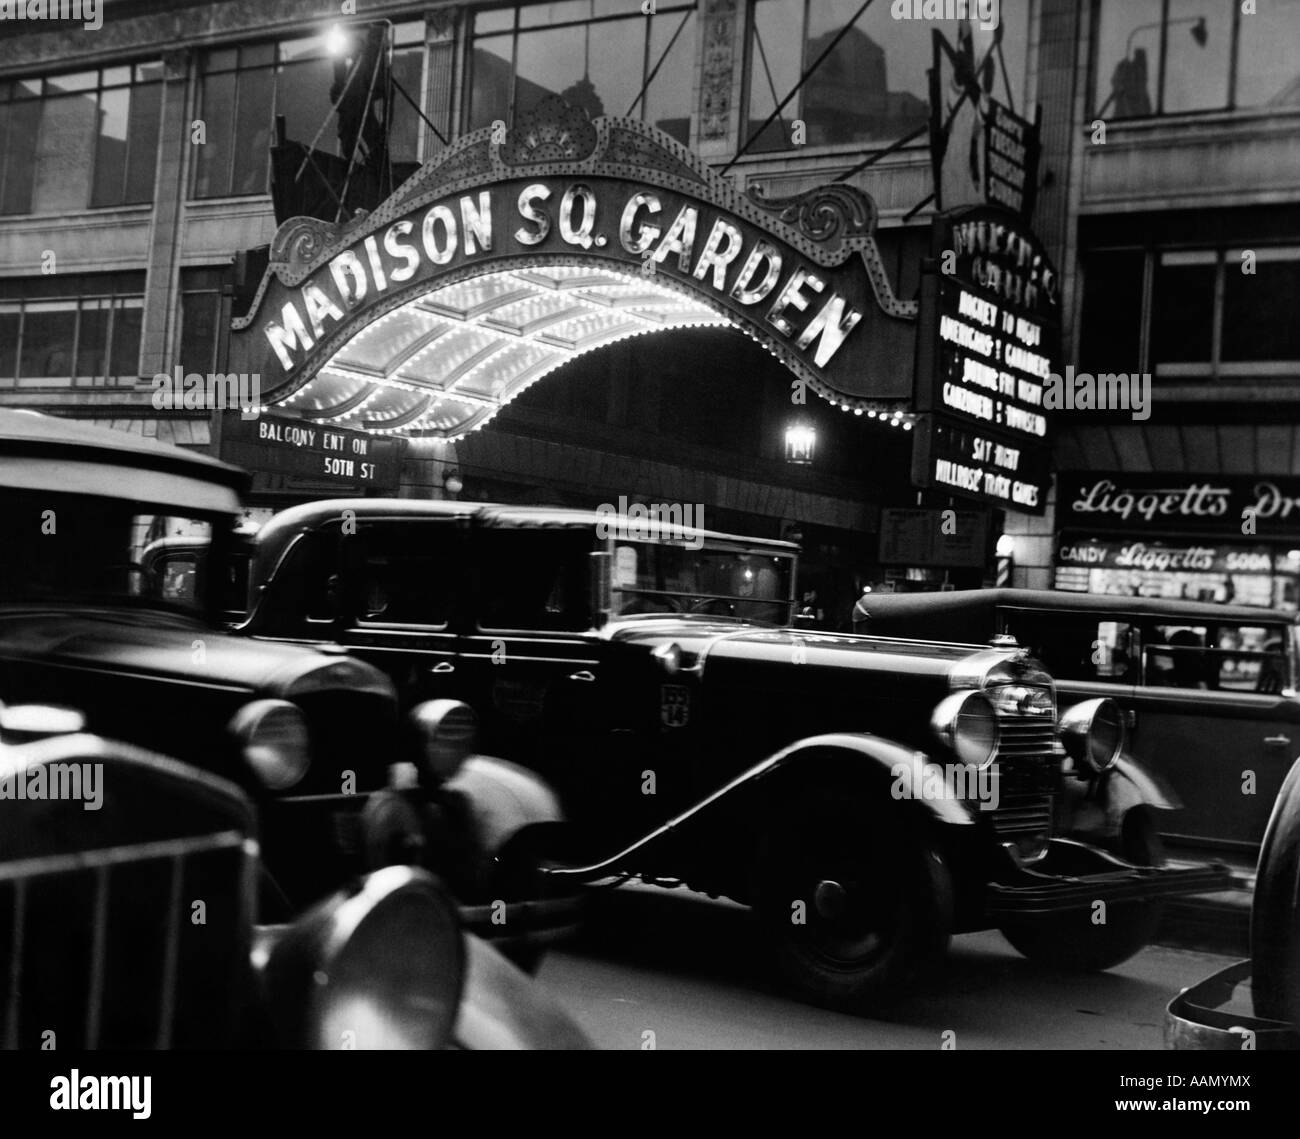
xmin=912 ymin=205 xmax=1061 ymax=515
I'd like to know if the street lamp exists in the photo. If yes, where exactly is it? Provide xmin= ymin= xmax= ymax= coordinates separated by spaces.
xmin=324 ymin=23 xmax=351 ymax=56
xmin=1126 ymin=15 xmax=1207 ymax=58
xmin=784 ymin=422 xmax=816 ymax=465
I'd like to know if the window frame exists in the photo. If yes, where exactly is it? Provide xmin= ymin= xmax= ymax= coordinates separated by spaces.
xmin=1087 ymin=0 xmax=1300 ymax=121
xmin=0 ymin=272 xmax=147 ymax=388
xmin=0 ymin=63 xmax=163 ymax=216
xmin=462 ymin=1 xmax=696 ymax=136
xmin=1079 ymin=242 xmax=1300 ymax=379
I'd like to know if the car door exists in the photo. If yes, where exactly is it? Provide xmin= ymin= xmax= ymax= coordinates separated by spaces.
xmin=455 ymin=524 xmax=603 ymax=766
xmin=334 ymin=518 xmax=466 ymax=712
xmin=1126 ymin=618 xmax=1300 ymax=853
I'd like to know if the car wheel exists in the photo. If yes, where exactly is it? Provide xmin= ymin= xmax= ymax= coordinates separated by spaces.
xmin=1000 ymin=809 xmax=1166 ymax=971
xmin=1251 ymin=755 xmax=1300 ymax=1025
xmin=754 ymin=785 xmax=952 ymax=1012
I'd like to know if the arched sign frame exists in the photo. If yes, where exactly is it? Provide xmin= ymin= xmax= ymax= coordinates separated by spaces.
xmin=229 ymin=96 xmax=920 ymax=438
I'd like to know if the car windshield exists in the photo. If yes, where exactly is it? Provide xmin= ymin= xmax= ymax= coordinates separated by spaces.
xmin=611 ymin=540 xmax=794 ymax=624
xmin=0 ymin=489 xmax=229 ymax=615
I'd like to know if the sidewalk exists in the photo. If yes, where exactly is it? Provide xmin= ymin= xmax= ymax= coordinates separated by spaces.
xmin=1156 ymin=850 xmax=1255 ymax=957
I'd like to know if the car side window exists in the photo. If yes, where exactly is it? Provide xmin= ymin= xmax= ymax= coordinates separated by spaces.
xmin=1210 ymin=624 xmax=1286 ymax=693
xmin=1138 ymin=622 xmax=1287 ymax=692
xmin=999 ymin=610 xmax=1137 ymax=683
xmin=354 ymin=522 xmax=457 ymax=628
xmin=474 ymin=528 xmax=592 ymax=633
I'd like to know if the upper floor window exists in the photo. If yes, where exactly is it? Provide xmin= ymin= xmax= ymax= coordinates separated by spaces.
xmin=178 ymin=267 xmax=228 ymax=376
xmin=1094 ymin=0 xmax=1300 ymax=119
xmin=193 ymin=22 xmax=425 ymax=200
xmin=466 ymin=2 xmax=697 ymax=146
xmin=0 ymin=272 xmax=145 ymax=387
xmin=1078 ymin=245 xmax=1300 ymax=378
xmin=0 ymin=64 xmax=162 ymax=215
xmin=744 ymin=0 xmax=1027 ymax=154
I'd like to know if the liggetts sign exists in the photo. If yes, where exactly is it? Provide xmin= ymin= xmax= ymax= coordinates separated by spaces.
xmin=1060 ymin=472 xmax=1300 ymax=541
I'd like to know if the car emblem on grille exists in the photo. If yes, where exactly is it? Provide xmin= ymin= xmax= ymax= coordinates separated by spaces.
xmin=660 ymin=684 xmax=690 ymax=728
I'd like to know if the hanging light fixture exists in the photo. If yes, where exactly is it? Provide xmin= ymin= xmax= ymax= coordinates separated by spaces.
xmin=784 ymin=421 xmax=816 ymax=465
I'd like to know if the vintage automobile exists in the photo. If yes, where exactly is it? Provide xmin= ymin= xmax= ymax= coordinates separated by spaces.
xmin=0 ymin=699 xmax=591 ymax=1049
xmin=224 ymin=497 xmax=1228 ymax=1011
xmin=0 ymin=411 xmax=575 ymax=959
xmin=858 ymin=588 xmax=1300 ymax=856
xmin=1165 ymin=753 xmax=1300 ymax=1049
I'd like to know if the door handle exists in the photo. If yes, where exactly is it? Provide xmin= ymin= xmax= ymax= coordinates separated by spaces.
xmin=430 ymin=661 xmax=455 ymax=674
xmin=1264 ymin=734 xmax=1291 ymax=748
xmin=568 ymin=670 xmax=596 ymax=682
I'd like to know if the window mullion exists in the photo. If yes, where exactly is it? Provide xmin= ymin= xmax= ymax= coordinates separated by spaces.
xmin=1156 ymin=0 xmax=1170 ymax=116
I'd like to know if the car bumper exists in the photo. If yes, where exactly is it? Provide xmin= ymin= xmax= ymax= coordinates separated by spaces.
xmin=1165 ymin=959 xmax=1300 ymax=1050
xmin=458 ymin=894 xmax=586 ymax=955
xmin=986 ymin=837 xmax=1232 ymax=918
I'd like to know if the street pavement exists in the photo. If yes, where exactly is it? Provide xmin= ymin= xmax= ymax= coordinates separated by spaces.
xmin=536 ymin=881 xmax=1239 ymax=1050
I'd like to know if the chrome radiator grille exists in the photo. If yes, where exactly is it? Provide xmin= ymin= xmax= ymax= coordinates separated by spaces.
xmin=989 ymin=706 xmax=1059 ymax=849
xmin=0 ymin=828 xmax=254 ymax=1049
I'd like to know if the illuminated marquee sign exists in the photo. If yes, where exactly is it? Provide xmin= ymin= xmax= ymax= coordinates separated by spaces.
xmin=259 ymin=180 xmax=865 ymax=375
xmin=913 ymin=206 xmax=1060 ymax=514
xmin=911 ymin=414 xmax=1052 ymax=514
xmin=227 ymin=98 xmax=919 ymax=438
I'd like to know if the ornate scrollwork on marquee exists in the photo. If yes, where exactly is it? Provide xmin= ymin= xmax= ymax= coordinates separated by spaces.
xmin=269 ymin=216 xmax=342 ymax=271
xmin=499 ymin=95 xmax=599 ymax=166
xmin=745 ymin=184 xmax=878 ymax=253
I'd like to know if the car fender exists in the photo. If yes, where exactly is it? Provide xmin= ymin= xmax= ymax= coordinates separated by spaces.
xmin=444 ymin=754 xmax=565 ymax=857
xmin=1103 ymin=751 xmax=1182 ymax=818
xmin=748 ymin=733 xmax=978 ymax=828
xmin=1061 ymin=751 xmax=1181 ymax=848
xmin=542 ymin=732 xmax=976 ymax=887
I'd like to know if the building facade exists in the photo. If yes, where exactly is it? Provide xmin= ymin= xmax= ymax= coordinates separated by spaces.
xmin=1 ymin=1 xmax=1297 ymax=623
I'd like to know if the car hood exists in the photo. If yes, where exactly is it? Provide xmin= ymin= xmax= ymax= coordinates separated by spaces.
xmin=0 ymin=606 xmax=393 ymax=698
xmin=605 ymin=616 xmax=995 ymax=681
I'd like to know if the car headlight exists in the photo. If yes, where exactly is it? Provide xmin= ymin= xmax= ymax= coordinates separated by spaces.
xmin=931 ymin=690 xmax=999 ymax=769
xmin=1059 ymin=697 xmax=1125 ymax=774
xmin=408 ymin=699 xmax=478 ymax=782
xmin=228 ymin=699 xmax=310 ymax=790
xmin=256 ymin=866 xmax=464 ymax=1050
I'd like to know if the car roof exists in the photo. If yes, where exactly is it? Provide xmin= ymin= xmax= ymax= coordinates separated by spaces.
xmin=249 ymin=497 xmax=800 ymax=555
xmin=0 ymin=410 xmax=248 ymax=490
xmin=862 ymin=588 xmax=1298 ymax=625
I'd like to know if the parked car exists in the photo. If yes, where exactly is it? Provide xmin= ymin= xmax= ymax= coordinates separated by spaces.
xmin=1165 ymin=753 xmax=1300 ymax=1049
xmin=0 ymin=699 xmax=591 ymax=1050
xmin=0 ymin=412 xmax=576 ymax=960
xmin=857 ymin=588 xmax=1300 ymax=856
xmin=224 ymin=498 xmax=1227 ymax=1011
